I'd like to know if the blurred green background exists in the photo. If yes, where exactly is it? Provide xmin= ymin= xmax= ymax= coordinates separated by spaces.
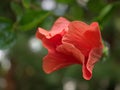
xmin=0 ymin=0 xmax=120 ymax=90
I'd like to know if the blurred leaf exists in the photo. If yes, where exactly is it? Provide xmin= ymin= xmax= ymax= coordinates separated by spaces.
xmin=97 ymin=4 xmax=113 ymax=23
xmin=64 ymin=65 xmax=82 ymax=78
xmin=0 ymin=17 xmax=15 ymax=49
xmin=87 ymin=0 xmax=107 ymax=14
xmin=66 ymin=4 xmax=84 ymax=20
xmin=56 ymin=0 xmax=75 ymax=4
xmin=114 ymin=1 xmax=120 ymax=9
xmin=93 ymin=2 xmax=120 ymax=27
xmin=114 ymin=17 xmax=120 ymax=31
xmin=18 ymin=10 xmax=50 ymax=31
xmin=22 ymin=0 xmax=31 ymax=9
xmin=11 ymin=2 xmax=23 ymax=21
xmin=0 ymin=17 xmax=12 ymax=29
xmin=39 ymin=16 xmax=55 ymax=30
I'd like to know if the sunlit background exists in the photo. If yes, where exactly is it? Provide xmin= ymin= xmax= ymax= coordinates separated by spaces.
xmin=0 ymin=0 xmax=120 ymax=90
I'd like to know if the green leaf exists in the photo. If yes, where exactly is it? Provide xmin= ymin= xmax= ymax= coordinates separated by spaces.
xmin=0 ymin=17 xmax=12 ymax=29
xmin=0 ymin=17 xmax=15 ymax=49
xmin=18 ymin=10 xmax=50 ymax=31
xmin=22 ymin=0 xmax=31 ymax=9
xmin=87 ymin=0 xmax=107 ymax=14
xmin=97 ymin=4 xmax=113 ymax=22
xmin=39 ymin=16 xmax=55 ymax=30
xmin=93 ymin=2 xmax=120 ymax=27
xmin=66 ymin=4 xmax=84 ymax=20
xmin=11 ymin=2 xmax=23 ymax=21
xmin=56 ymin=0 xmax=75 ymax=4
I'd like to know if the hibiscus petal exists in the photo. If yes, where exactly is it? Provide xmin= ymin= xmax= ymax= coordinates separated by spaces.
xmin=56 ymin=42 xmax=84 ymax=64
xmin=63 ymin=21 xmax=91 ymax=56
xmin=36 ymin=17 xmax=70 ymax=52
xmin=51 ymin=17 xmax=70 ymax=33
xmin=42 ymin=34 xmax=62 ymax=52
xmin=43 ymin=52 xmax=79 ymax=74
xmin=84 ymin=22 xmax=103 ymax=48
xmin=36 ymin=17 xmax=69 ymax=39
xmin=36 ymin=28 xmax=50 ymax=39
xmin=63 ymin=21 xmax=103 ymax=56
xmin=43 ymin=42 xmax=84 ymax=74
xmin=82 ymin=48 xmax=103 ymax=80
xmin=36 ymin=28 xmax=67 ymax=52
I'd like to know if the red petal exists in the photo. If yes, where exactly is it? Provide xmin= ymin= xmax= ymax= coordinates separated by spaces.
xmin=63 ymin=21 xmax=103 ymax=56
xmin=84 ymin=22 xmax=103 ymax=48
xmin=51 ymin=17 xmax=70 ymax=33
xmin=43 ymin=53 xmax=78 ymax=74
xmin=36 ymin=28 xmax=50 ymax=39
xmin=56 ymin=42 xmax=84 ymax=64
xmin=43 ymin=42 xmax=84 ymax=74
xmin=63 ymin=21 xmax=91 ymax=56
xmin=36 ymin=17 xmax=70 ymax=52
xmin=36 ymin=28 xmax=66 ymax=52
xmin=36 ymin=17 xmax=70 ymax=39
xmin=42 ymin=34 xmax=62 ymax=52
xmin=82 ymin=48 xmax=103 ymax=80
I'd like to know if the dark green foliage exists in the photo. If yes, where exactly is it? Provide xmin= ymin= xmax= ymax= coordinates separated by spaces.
xmin=0 ymin=17 xmax=15 ymax=49
xmin=18 ymin=10 xmax=50 ymax=31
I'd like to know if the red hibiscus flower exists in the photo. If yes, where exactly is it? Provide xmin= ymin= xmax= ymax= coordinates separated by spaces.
xmin=36 ymin=17 xmax=103 ymax=80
